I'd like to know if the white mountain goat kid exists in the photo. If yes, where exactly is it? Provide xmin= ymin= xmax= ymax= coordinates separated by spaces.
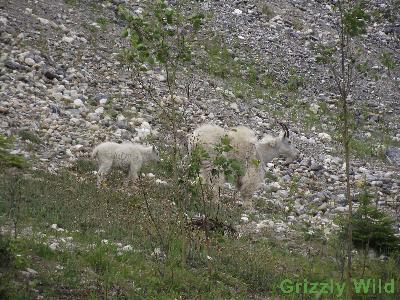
xmin=92 ymin=142 xmax=160 ymax=187
xmin=188 ymin=122 xmax=299 ymax=203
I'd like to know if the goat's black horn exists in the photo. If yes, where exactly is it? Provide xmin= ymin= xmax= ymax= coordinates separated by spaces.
xmin=277 ymin=122 xmax=289 ymax=138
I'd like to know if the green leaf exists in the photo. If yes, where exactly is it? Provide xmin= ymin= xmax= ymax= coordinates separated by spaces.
xmin=165 ymin=8 xmax=174 ymax=25
xmin=130 ymin=31 xmax=141 ymax=46
xmin=251 ymin=159 xmax=261 ymax=167
xmin=122 ymin=27 xmax=129 ymax=38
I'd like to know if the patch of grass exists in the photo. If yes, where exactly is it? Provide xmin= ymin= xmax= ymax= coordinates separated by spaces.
xmin=288 ymin=175 xmax=299 ymax=197
xmin=202 ymin=37 xmax=241 ymax=79
xmin=71 ymin=158 xmax=96 ymax=175
xmin=260 ymin=4 xmax=275 ymax=20
xmin=96 ymin=17 xmax=109 ymax=31
xmin=349 ymin=125 xmax=398 ymax=160
xmin=288 ymin=16 xmax=304 ymax=31
xmin=1 ymin=161 xmax=400 ymax=298
xmin=32 ymin=243 xmax=56 ymax=260
xmin=64 ymin=0 xmax=77 ymax=6
xmin=286 ymin=67 xmax=305 ymax=92
xmin=303 ymin=109 xmax=320 ymax=129
xmin=106 ymin=109 xmax=118 ymax=119
xmin=200 ymin=36 xmax=284 ymax=103
xmin=89 ymin=1 xmax=104 ymax=13
xmin=54 ymin=251 xmax=85 ymax=288
xmin=350 ymin=136 xmax=380 ymax=158
xmin=0 ymin=236 xmax=32 ymax=299
xmin=254 ymin=198 xmax=282 ymax=215
xmin=259 ymin=72 xmax=280 ymax=90
xmin=87 ymin=23 xmax=99 ymax=33
xmin=264 ymin=170 xmax=278 ymax=182
xmin=0 ymin=135 xmax=27 ymax=169
xmin=18 ymin=130 xmax=41 ymax=144
xmin=121 ymin=110 xmax=137 ymax=120
xmin=84 ymin=243 xmax=114 ymax=274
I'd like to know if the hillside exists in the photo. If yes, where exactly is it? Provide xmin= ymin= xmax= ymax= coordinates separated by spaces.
xmin=1 ymin=0 xmax=400 ymax=299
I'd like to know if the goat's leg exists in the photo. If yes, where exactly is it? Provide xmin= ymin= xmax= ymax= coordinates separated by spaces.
xmin=97 ymin=162 xmax=112 ymax=187
xmin=239 ymin=168 xmax=263 ymax=210
xmin=126 ymin=163 xmax=140 ymax=188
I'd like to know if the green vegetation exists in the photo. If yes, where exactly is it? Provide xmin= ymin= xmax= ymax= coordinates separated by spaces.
xmin=379 ymin=52 xmax=397 ymax=76
xmin=64 ymin=0 xmax=77 ymax=6
xmin=1 ymin=166 xmax=399 ymax=298
xmin=260 ymin=4 xmax=275 ymax=20
xmin=18 ymin=130 xmax=41 ymax=145
xmin=352 ymin=191 xmax=400 ymax=255
xmin=0 ymin=134 xmax=27 ymax=169
xmin=285 ymin=67 xmax=305 ymax=92
xmin=96 ymin=17 xmax=109 ymax=31
xmin=199 ymin=36 xmax=282 ymax=100
xmin=1 ymin=134 xmax=399 ymax=299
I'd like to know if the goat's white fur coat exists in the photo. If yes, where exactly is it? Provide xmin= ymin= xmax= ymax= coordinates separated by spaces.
xmin=188 ymin=124 xmax=264 ymax=202
xmin=92 ymin=142 xmax=159 ymax=186
xmin=188 ymin=123 xmax=299 ymax=203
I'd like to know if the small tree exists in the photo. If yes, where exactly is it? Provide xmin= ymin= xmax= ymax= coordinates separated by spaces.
xmin=315 ymin=1 xmax=369 ymax=298
xmin=117 ymin=0 xmax=205 ymax=184
xmin=118 ymin=0 xmax=207 ymax=267
xmin=352 ymin=191 xmax=399 ymax=255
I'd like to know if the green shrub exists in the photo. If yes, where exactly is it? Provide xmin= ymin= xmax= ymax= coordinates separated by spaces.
xmin=343 ymin=191 xmax=400 ymax=255
xmin=18 ymin=130 xmax=41 ymax=144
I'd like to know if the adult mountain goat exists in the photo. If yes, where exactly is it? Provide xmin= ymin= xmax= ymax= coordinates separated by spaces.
xmin=92 ymin=142 xmax=160 ymax=187
xmin=188 ymin=122 xmax=299 ymax=203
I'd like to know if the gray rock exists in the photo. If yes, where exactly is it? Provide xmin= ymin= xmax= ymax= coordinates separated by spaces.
xmin=49 ymin=104 xmax=61 ymax=114
xmin=335 ymin=194 xmax=347 ymax=205
xmin=310 ymin=163 xmax=323 ymax=171
xmin=371 ymin=180 xmax=383 ymax=187
xmin=24 ymin=57 xmax=35 ymax=66
xmin=4 ymin=60 xmax=26 ymax=70
xmin=0 ymin=106 xmax=9 ymax=114
xmin=43 ymin=68 xmax=60 ymax=80
xmin=318 ymin=203 xmax=328 ymax=212
xmin=64 ymin=109 xmax=81 ymax=118
xmin=116 ymin=115 xmax=127 ymax=129
xmin=386 ymin=147 xmax=400 ymax=166
xmin=266 ymin=182 xmax=281 ymax=192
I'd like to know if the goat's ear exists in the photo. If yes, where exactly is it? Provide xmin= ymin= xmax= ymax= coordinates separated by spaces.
xmin=279 ymin=131 xmax=286 ymax=139
xmin=152 ymin=145 xmax=156 ymax=151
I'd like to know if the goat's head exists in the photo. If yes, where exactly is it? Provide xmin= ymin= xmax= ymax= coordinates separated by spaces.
xmin=276 ymin=122 xmax=300 ymax=163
